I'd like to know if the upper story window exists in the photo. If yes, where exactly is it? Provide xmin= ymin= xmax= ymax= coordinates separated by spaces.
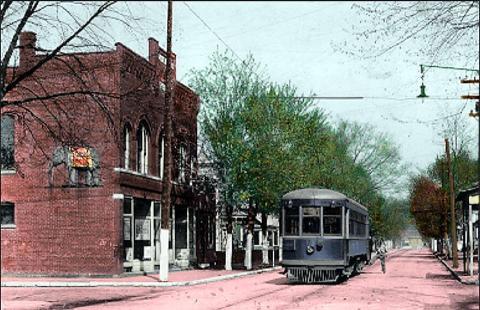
xmin=158 ymin=134 xmax=164 ymax=179
xmin=1 ymin=115 xmax=15 ymax=170
xmin=123 ymin=124 xmax=131 ymax=170
xmin=136 ymin=122 xmax=150 ymax=174
xmin=178 ymin=143 xmax=186 ymax=183
xmin=1 ymin=202 xmax=15 ymax=227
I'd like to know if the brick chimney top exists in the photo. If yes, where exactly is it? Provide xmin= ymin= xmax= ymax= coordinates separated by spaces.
xmin=148 ymin=37 xmax=176 ymax=81
xmin=19 ymin=31 xmax=37 ymax=68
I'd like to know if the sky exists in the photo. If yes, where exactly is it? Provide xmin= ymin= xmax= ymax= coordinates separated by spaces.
xmin=123 ymin=2 xmax=477 ymax=177
xmin=12 ymin=1 xmax=479 ymax=196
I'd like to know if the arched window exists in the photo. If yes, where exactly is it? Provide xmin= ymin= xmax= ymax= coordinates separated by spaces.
xmin=1 ymin=115 xmax=15 ymax=170
xmin=136 ymin=122 xmax=150 ymax=174
xmin=123 ymin=124 xmax=131 ymax=170
xmin=158 ymin=134 xmax=164 ymax=179
xmin=178 ymin=143 xmax=186 ymax=183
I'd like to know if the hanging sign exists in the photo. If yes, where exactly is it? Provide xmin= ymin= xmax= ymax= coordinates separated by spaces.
xmin=70 ymin=147 xmax=93 ymax=168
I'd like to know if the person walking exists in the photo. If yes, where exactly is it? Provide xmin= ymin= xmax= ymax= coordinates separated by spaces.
xmin=376 ymin=239 xmax=388 ymax=273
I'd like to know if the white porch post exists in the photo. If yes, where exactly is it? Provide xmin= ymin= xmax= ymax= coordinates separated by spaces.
xmin=150 ymin=202 xmax=155 ymax=270
xmin=262 ymin=231 xmax=269 ymax=265
xmin=186 ymin=207 xmax=190 ymax=262
xmin=245 ymin=232 xmax=253 ymax=270
xmin=279 ymin=235 xmax=283 ymax=262
xmin=225 ymin=233 xmax=233 ymax=270
xmin=468 ymin=203 xmax=474 ymax=276
xmin=159 ymin=229 xmax=169 ymax=281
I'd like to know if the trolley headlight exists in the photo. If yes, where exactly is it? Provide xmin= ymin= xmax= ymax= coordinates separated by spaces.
xmin=306 ymin=245 xmax=315 ymax=255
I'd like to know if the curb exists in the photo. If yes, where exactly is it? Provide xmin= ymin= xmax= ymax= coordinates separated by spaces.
xmin=434 ymin=253 xmax=478 ymax=285
xmin=1 ymin=267 xmax=283 ymax=288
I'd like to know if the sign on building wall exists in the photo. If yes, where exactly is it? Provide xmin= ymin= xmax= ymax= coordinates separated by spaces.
xmin=135 ymin=218 xmax=151 ymax=240
xmin=70 ymin=147 xmax=93 ymax=168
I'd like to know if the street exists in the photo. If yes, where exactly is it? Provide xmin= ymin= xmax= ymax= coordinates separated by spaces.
xmin=1 ymin=248 xmax=478 ymax=310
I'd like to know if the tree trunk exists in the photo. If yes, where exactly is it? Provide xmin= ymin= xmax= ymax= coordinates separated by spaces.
xmin=160 ymin=0 xmax=174 ymax=282
xmin=261 ymin=212 xmax=269 ymax=266
xmin=244 ymin=199 xmax=256 ymax=270
xmin=225 ymin=204 xmax=233 ymax=271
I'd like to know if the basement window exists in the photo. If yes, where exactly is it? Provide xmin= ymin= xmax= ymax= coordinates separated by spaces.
xmin=1 ymin=202 xmax=15 ymax=228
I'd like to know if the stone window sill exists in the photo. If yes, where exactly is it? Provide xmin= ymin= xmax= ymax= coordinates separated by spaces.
xmin=114 ymin=167 xmax=162 ymax=181
xmin=1 ymin=224 xmax=16 ymax=229
xmin=1 ymin=169 xmax=16 ymax=175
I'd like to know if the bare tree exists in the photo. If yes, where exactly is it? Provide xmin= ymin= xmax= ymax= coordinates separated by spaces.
xmin=1 ymin=1 xmax=147 ymax=170
xmin=336 ymin=1 xmax=479 ymax=65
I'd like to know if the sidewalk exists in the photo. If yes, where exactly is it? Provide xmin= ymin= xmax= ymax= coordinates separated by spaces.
xmin=1 ymin=267 xmax=282 ymax=288
xmin=434 ymin=252 xmax=479 ymax=285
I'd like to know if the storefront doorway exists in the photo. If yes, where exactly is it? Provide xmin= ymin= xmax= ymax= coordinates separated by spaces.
xmin=123 ymin=197 xmax=161 ymax=272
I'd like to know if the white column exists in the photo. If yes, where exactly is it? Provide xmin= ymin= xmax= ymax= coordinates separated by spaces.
xmin=279 ymin=235 xmax=283 ymax=262
xmin=225 ymin=233 xmax=233 ymax=271
xmin=468 ymin=204 xmax=474 ymax=276
xmin=186 ymin=207 xmax=190 ymax=263
xmin=150 ymin=201 xmax=155 ymax=269
xmin=245 ymin=232 xmax=253 ymax=270
xmin=159 ymin=229 xmax=170 ymax=281
xmin=192 ymin=209 xmax=196 ymax=261
xmin=262 ymin=232 xmax=269 ymax=265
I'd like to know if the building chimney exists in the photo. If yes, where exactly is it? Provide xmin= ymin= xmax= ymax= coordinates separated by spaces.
xmin=149 ymin=37 xmax=176 ymax=82
xmin=148 ymin=37 xmax=159 ymax=66
xmin=19 ymin=31 xmax=37 ymax=68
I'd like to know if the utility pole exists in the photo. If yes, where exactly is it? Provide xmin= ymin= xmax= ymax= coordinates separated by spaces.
xmin=460 ymin=76 xmax=479 ymax=293
xmin=160 ymin=0 xmax=174 ymax=282
xmin=445 ymin=138 xmax=459 ymax=268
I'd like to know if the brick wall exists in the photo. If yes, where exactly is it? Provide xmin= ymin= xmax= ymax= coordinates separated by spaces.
xmin=1 ymin=32 xmax=200 ymax=275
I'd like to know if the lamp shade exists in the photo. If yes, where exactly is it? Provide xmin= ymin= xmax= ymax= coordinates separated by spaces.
xmin=417 ymin=84 xmax=428 ymax=98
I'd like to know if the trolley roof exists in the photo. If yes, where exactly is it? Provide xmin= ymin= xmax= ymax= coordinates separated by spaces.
xmin=282 ymin=188 xmax=347 ymax=200
xmin=281 ymin=188 xmax=368 ymax=213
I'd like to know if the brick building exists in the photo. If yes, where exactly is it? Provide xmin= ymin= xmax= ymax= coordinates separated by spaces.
xmin=0 ymin=32 xmax=216 ymax=275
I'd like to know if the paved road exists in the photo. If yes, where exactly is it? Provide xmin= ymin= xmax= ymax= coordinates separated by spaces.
xmin=1 ymin=249 xmax=478 ymax=309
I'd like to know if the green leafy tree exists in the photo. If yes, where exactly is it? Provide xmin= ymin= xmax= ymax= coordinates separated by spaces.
xmin=335 ymin=119 xmax=406 ymax=195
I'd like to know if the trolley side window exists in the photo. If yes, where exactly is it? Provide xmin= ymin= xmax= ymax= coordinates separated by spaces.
xmin=323 ymin=206 xmax=341 ymax=235
xmin=284 ymin=206 xmax=299 ymax=235
xmin=349 ymin=210 xmax=367 ymax=237
xmin=302 ymin=207 xmax=320 ymax=234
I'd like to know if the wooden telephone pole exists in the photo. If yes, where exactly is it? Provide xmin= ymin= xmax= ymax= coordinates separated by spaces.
xmin=160 ymin=0 xmax=174 ymax=281
xmin=445 ymin=138 xmax=459 ymax=268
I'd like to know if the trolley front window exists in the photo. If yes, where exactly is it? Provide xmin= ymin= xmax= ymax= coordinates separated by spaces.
xmin=323 ymin=206 xmax=341 ymax=235
xmin=302 ymin=207 xmax=320 ymax=234
xmin=284 ymin=206 xmax=299 ymax=235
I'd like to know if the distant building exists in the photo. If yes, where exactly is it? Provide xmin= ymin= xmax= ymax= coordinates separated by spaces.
xmin=400 ymin=224 xmax=424 ymax=249
xmin=1 ymin=32 xmax=216 ymax=275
